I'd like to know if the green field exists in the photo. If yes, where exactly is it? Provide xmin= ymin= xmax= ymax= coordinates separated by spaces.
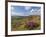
xmin=11 ymin=16 xmax=41 ymax=31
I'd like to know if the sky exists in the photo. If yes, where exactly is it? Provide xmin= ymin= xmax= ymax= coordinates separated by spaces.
xmin=11 ymin=6 xmax=41 ymax=16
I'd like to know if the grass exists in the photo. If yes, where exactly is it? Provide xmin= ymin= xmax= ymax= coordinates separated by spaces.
xmin=11 ymin=15 xmax=41 ymax=31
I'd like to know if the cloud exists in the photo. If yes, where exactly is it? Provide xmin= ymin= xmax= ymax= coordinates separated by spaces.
xmin=11 ymin=6 xmax=41 ymax=16
xmin=11 ymin=11 xmax=25 ymax=16
xmin=11 ymin=7 xmax=25 ymax=16
xmin=11 ymin=7 xmax=14 ymax=11
xmin=24 ymin=6 xmax=31 ymax=10
xmin=30 ymin=9 xmax=33 ymax=12
xmin=29 ymin=9 xmax=41 ymax=15
xmin=11 ymin=11 xmax=30 ymax=16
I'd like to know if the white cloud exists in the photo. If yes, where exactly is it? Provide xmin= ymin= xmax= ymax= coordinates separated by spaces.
xmin=11 ymin=7 xmax=14 ymax=10
xmin=29 ymin=9 xmax=41 ymax=15
xmin=24 ymin=6 xmax=31 ymax=10
xmin=11 ymin=11 xmax=31 ymax=16
xmin=11 ymin=11 xmax=25 ymax=16
xmin=11 ymin=7 xmax=41 ymax=16
xmin=30 ymin=9 xmax=34 ymax=12
xmin=11 ymin=7 xmax=25 ymax=16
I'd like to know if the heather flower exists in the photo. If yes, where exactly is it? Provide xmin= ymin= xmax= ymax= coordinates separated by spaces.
xmin=27 ymin=22 xmax=36 ymax=27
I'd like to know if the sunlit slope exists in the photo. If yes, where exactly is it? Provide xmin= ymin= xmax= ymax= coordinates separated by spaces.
xmin=11 ymin=15 xmax=40 ymax=31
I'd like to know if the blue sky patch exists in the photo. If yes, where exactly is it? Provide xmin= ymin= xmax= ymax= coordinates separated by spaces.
xmin=11 ymin=6 xmax=41 ymax=16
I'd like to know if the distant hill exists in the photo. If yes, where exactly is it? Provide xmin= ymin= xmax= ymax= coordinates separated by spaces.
xmin=11 ymin=15 xmax=40 ymax=20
